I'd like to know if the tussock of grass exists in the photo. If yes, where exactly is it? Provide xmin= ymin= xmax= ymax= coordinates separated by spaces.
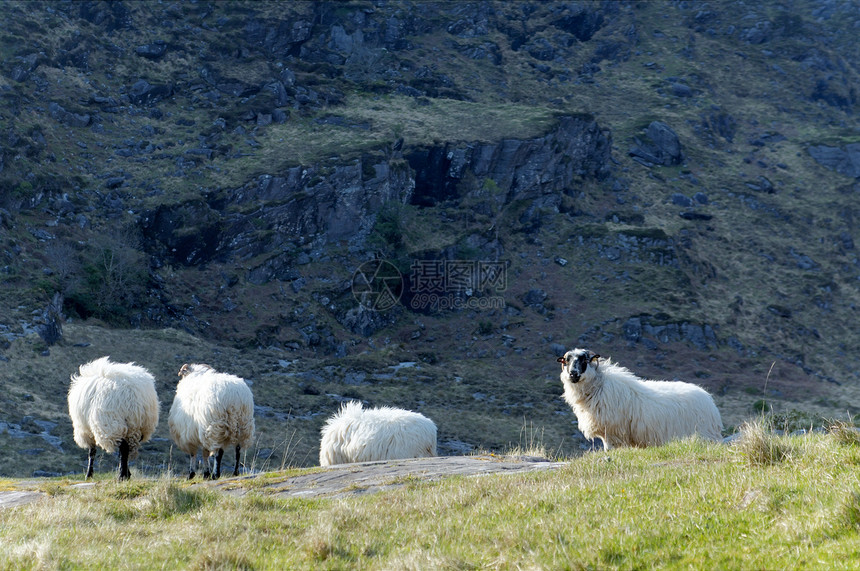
xmin=827 ymin=420 xmax=860 ymax=447
xmin=735 ymin=420 xmax=795 ymax=466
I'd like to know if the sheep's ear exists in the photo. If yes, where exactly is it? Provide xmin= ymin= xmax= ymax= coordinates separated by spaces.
xmin=588 ymin=352 xmax=600 ymax=365
xmin=556 ymin=356 xmax=566 ymax=364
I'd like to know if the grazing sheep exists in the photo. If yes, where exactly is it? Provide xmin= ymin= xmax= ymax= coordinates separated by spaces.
xmin=168 ymin=363 xmax=255 ymax=479
xmin=557 ymin=348 xmax=723 ymax=450
xmin=68 ymin=356 xmax=160 ymax=480
xmin=319 ymin=401 xmax=437 ymax=466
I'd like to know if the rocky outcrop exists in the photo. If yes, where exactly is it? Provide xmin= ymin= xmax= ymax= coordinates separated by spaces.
xmin=141 ymin=155 xmax=415 ymax=280
xmin=623 ymin=315 xmax=718 ymax=351
xmin=141 ymin=115 xmax=610 ymax=285
xmin=407 ymin=115 xmax=611 ymax=207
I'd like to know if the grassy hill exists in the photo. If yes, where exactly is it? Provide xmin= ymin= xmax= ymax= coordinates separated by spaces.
xmin=4 ymin=430 xmax=860 ymax=569
xmin=1 ymin=0 xmax=859 ymax=477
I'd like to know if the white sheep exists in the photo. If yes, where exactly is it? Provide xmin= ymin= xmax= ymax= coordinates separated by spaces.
xmin=168 ymin=363 xmax=255 ymax=479
xmin=68 ymin=356 xmax=160 ymax=480
xmin=557 ymin=348 xmax=722 ymax=450
xmin=319 ymin=401 xmax=437 ymax=466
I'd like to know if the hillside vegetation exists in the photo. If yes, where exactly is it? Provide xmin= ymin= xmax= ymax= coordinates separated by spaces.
xmin=0 ymin=0 xmax=859 ymax=477
xmin=4 ymin=433 xmax=860 ymax=569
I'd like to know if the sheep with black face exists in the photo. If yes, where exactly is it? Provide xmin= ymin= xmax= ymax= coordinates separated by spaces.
xmin=557 ymin=348 xmax=723 ymax=450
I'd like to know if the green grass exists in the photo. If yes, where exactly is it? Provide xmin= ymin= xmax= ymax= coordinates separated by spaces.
xmin=5 ymin=434 xmax=860 ymax=569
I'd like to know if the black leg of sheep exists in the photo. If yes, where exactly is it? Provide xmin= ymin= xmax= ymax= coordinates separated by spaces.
xmin=213 ymin=448 xmax=224 ymax=480
xmin=233 ymin=446 xmax=241 ymax=477
xmin=202 ymin=450 xmax=212 ymax=480
xmin=85 ymin=446 xmax=96 ymax=479
xmin=187 ymin=453 xmax=197 ymax=480
xmin=118 ymin=439 xmax=131 ymax=481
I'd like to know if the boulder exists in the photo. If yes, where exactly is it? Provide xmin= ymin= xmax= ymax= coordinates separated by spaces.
xmin=127 ymin=79 xmax=173 ymax=105
xmin=35 ymin=293 xmax=64 ymax=346
xmin=808 ymin=144 xmax=860 ymax=178
xmin=10 ymin=54 xmax=38 ymax=82
xmin=135 ymin=41 xmax=167 ymax=59
xmin=629 ymin=121 xmax=683 ymax=166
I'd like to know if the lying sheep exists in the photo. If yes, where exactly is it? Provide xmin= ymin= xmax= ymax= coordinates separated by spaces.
xmin=168 ymin=363 xmax=255 ymax=479
xmin=68 ymin=356 xmax=160 ymax=480
xmin=557 ymin=348 xmax=723 ymax=450
xmin=319 ymin=401 xmax=437 ymax=466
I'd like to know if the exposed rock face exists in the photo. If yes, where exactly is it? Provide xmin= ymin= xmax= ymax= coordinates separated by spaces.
xmin=140 ymin=115 xmax=611 ymax=288
xmin=140 ymin=200 xmax=225 ymax=266
xmin=623 ymin=315 xmax=718 ymax=351
xmin=224 ymin=157 xmax=415 ymax=245
xmin=141 ymin=156 xmax=415 ymax=282
xmin=407 ymin=115 xmax=612 ymax=207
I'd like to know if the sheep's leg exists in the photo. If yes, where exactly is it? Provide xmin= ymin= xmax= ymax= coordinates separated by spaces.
xmin=202 ymin=450 xmax=212 ymax=480
xmin=232 ymin=446 xmax=241 ymax=477
xmin=213 ymin=448 xmax=224 ymax=480
xmin=85 ymin=446 xmax=96 ymax=479
xmin=118 ymin=439 xmax=131 ymax=481
xmin=187 ymin=452 xmax=197 ymax=480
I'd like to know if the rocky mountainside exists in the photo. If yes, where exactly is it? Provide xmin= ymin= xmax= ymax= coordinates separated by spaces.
xmin=0 ymin=0 xmax=859 ymax=477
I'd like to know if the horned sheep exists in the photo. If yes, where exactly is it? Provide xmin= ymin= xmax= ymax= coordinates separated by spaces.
xmin=557 ymin=348 xmax=723 ymax=450
xmin=168 ymin=363 xmax=255 ymax=479
xmin=68 ymin=356 xmax=160 ymax=480
xmin=319 ymin=401 xmax=437 ymax=466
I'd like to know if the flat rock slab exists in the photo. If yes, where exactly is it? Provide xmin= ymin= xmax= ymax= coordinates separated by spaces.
xmin=208 ymin=455 xmax=569 ymax=499
xmin=0 ymin=490 xmax=44 ymax=509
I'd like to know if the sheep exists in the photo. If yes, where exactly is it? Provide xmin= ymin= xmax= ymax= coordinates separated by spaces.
xmin=168 ymin=363 xmax=255 ymax=480
xmin=319 ymin=401 xmax=437 ymax=466
xmin=68 ymin=356 xmax=160 ymax=481
xmin=557 ymin=348 xmax=723 ymax=450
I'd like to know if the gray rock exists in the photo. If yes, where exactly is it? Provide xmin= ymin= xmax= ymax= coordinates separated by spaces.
xmin=808 ymin=144 xmax=860 ymax=178
xmin=10 ymin=54 xmax=38 ymax=82
xmin=522 ymin=289 xmax=548 ymax=307
xmin=550 ymin=342 xmax=567 ymax=356
xmin=127 ymin=79 xmax=173 ymax=106
xmin=135 ymin=41 xmax=167 ymax=59
xmin=671 ymin=82 xmax=693 ymax=97
xmin=35 ymin=293 xmax=63 ymax=346
xmin=629 ymin=121 xmax=683 ymax=166
xmin=623 ymin=317 xmax=642 ymax=342
xmin=671 ymin=193 xmax=693 ymax=207
xmin=48 ymin=103 xmax=90 ymax=128
xmin=741 ymin=21 xmax=773 ymax=44
xmin=679 ymin=211 xmax=713 ymax=221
